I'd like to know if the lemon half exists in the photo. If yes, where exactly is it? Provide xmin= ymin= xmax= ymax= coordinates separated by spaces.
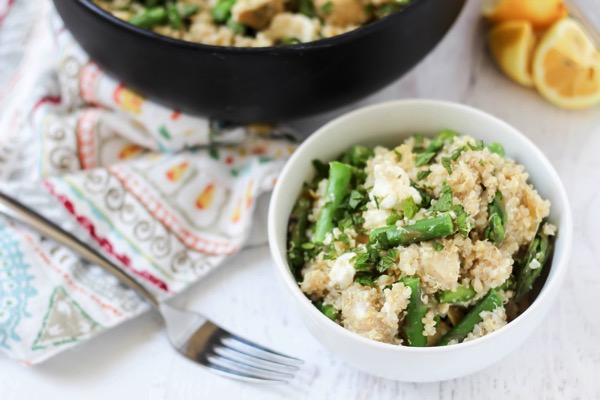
xmin=532 ymin=18 xmax=600 ymax=109
xmin=488 ymin=20 xmax=536 ymax=87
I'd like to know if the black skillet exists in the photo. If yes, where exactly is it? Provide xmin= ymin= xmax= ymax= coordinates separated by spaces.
xmin=54 ymin=0 xmax=465 ymax=123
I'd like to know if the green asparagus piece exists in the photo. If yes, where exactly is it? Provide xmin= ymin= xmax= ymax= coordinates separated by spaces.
xmin=144 ymin=0 xmax=162 ymax=7
xmin=339 ymin=145 xmax=374 ymax=169
xmin=298 ymin=0 xmax=316 ymax=17
xmin=287 ymin=191 xmax=312 ymax=279
xmin=515 ymin=223 xmax=552 ymax=301
xmin=316 ymin=301 xmax=339 ymax=321
xmin=369 ymin=214 xmax=456 ymax=249
xmin=484 ymin=191 xmax=507 ymax=245
xmin=313 ymin=162 xmax=353 ymax=242
xmin=226 ymin=18 xmax=247 ymax=35
xmin=211 ymin=0 xmax=236 ymax=23
xmin=281 ymin=37 xmax=301 ymax=45
xmin=437 ymin=289 xmax=503 ymax=346
xmin=179 ymin=4 xmax=200 ymax=18
xmin=167 ymin=4 xmax=182 ymax=29
xmin=129 ymin=7 xmax=168 ymax=28
xmin=497 ymin=275 xmax=515 ymax=292
xmin=437 ymin=284 xmax=477 ymax=304
xmin=401 ymin=276 xmax=428 ymax=347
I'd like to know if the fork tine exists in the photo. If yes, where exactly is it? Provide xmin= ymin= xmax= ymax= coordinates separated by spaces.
xmin=205 ymin=363 xmax=289 ymax=384
xmin=210 ymin=350 xmax=296 ymax=378
xmin=220 ymin=333 xmax=304 ymax=365
xmin=203 ymin=353 xmax=292 ymax=383
xmin=213 ymin=345 xmax=300 ymax=373
xmin=217 ymin=340 xmax=300 ymax=371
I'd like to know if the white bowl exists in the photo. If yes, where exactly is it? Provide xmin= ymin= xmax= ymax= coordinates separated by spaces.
xmin=268 ymin=100 xmax=572 ymax=382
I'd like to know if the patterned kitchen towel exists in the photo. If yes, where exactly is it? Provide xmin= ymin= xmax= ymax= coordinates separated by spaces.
xmin=0 ymin=0 xmax=294 ymax=364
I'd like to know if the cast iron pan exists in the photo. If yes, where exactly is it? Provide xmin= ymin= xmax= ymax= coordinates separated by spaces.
xmin=54 ymin=0 xmax=465 ymax=123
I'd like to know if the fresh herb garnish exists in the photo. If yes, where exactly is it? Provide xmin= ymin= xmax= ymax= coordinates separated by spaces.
xmin=319 ymin=1 xmax=333 ymax=13
xmin=486 ymin=142 xmax=505 ymax=157
xmin=376 ymin=248 xmax=398 ymax=273
xmin=441 ymin=157 xmax=452 ymax=174
xmin=432 ymin=241 xmax=444 ymax=251
xmin=414 ymin=129 xmax=457 ymax=167
xmin=355 ymin=273 xmax=377 ymax=287
xmin=315 ymin=301 xmax=339 ymax=321
xmin=386 ymin=210 xmax=402 ymax=225
xmin=417 ymin=170 xmax=431 ymax=181
xmin=468 ymin=140 xmax=484 ymax=151
xmin=402 ymin=196 xmax=419 ymax=219
xmin=393 ymin=149 xmax=403 ymax=161
xmin=431 ymin=182 xmax=453 ymax=212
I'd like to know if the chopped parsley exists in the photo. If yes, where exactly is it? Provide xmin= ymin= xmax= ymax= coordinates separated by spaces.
xmin=441 ymin=157 xmax=452 ymax=174
xmin=316 ymin=301 xmax=339 ymax=321
xmin=467 ymin=140 xmax=485 ymax=151
xmin=432 ymin=241 xmax=444 ymax=251
xmin=402 ymin=196 xmax=419 ymax=219
xmin=417 ymin=169 xmax=431 ymax=181
xmin=393 ymin=149 xmax=403 ymax=161
xmin=487 ymin=142 xmax=505 ymax=157
xmin=376 ymin=248 xmax=398 ymax=273
xmin=319 ymin=1 xmax=333 ymax=13
xmin=355 ymin=273 xmax=376 ymax=287
xmin=386 ymin=210 xmax=402 ymax=225
xmin=431 ymin=182 xmax=453 ymax=212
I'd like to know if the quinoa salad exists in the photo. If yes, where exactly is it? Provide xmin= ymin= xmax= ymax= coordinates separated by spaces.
xmin=93 ymin=0 xmax=411 ymax=47
xmin=287 ymin=130 xmax=557 ymax=347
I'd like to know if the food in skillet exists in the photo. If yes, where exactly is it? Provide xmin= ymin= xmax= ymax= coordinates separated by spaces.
xmin=93 ymin=0 xmax=412 ymax=47
xmin=287 ymin=130 xmax=556 ymax=346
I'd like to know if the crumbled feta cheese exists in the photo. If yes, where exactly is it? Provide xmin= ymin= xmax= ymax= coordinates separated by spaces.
xmin=529 ymin=259 xmax=541 ymax=270
xmin=543 ymin=223 xmax=557 ymax=236
xmin=370 ymin=157 xmax=422 ymax=209
xmin=328 ymin=252 xmax=356 ymax=290
xmin=264 ymin=13 xmax=320 ymax=43
xmin=362 ymin=207 xmax=391 ymax=229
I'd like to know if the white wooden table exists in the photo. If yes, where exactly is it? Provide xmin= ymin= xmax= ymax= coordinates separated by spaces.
xmin=1 ymin=1 xmax=599 ymax=399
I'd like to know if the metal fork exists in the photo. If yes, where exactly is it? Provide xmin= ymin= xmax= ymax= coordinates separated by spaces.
xmin=0 ymin=192 xmax=302 ymax=383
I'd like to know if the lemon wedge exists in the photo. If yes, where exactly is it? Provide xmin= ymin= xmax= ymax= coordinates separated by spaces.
xmin=482 ymin=0 xmax=568 ymax=29
xmin=488 ymin=20 xmax=536 ymax=87
xmin=532 ymin=18 xmax=600 ymax=109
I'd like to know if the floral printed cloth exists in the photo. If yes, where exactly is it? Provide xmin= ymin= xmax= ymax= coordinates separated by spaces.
xmin=0 ymin=0 xmax=293 ymax=364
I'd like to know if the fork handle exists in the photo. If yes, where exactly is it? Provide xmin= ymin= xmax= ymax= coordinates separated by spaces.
xmin=0 ymin=191 xmax=160 ymax=307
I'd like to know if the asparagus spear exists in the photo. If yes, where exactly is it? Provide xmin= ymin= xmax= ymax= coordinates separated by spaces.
xmin=497 ymin=275 xmax=515 ymax=292
xmin=179 ymin=4 xmax=200 ymax=18
xmin=211 ymin=0 xmax=236 ymax=23
xmin=401 ymin=276 xmax=429 ymax=347
xmin=313 ymin=161 xmax=353 ymax=242
xmin=287 ymin=191 xmax=312 ymax=279
xmin=437 ymin=289 xmax=503 ymax=346
xmin=369 ymin=214 xmax=456 ymax=249
xmin=226 ymin=18 xmax=247 ymax=35
xmin=316 ymin=301 xmax=339 ymax=321
xmin=297 ymin=0 xmax=316 ymax=17
xmin=339 ymin=145 xmax=374 ymax=169
xmin=437 ymin=284 xmax=477 ymax=304
xmin=484 ymin=191 xmax=507 ymax=245
xmin=129 ymin=7 xmax=168 ymax=28
xmin=515 ymin=222 xmax=552 ymax=301
xmin=167 ymin=4 xmax=182 ymax=29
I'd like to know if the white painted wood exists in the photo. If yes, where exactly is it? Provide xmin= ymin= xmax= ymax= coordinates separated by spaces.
xmin=1 ymin=1 xmax=599 ymax=399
